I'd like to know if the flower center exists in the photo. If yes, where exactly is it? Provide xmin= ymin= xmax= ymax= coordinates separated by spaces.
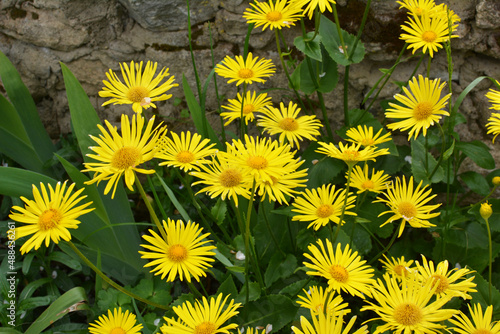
xmin=247 ymin=156 xmax=268 ymax=170
xmin=167 ymin=244 xmax=188 ymax=262
xmin=238 ymin=68 xmax=254 ymax=79
xmin=38 ymin=209 xmax=62 ymax=231
xmin=473 ymin=330 xmax=493 ymax=334
xmin=329 ymin=264 xmax=349 ymax=283
xmin=243 ymin=104 xmax=255 ymax=115
xmin=430 ymin=274 xmax=449 ymax=294
xmin=194 ymin=321 xmax=217 ymax=334
xmin=362 ymin=180 xmax=374 ymax=189
xmin=127 ymin=86 xmax=150 ymax=103
xmin=110 ymin=328 xmax=126 ymax=334
xmin=315 ymin=303 xmax=324 ymax=312
xmin=393 ymin=303 xmax=423 ymax=326
xmin=176 ymin=151 xmax=195 ymax=164
xmin=393 ymin=264 xmax=409 ymax=277
xmin=316 ymin=204 xmax=334 ymax=218
xmin=398 ymin=201 xmax=417 ymax=221
xmin=342 ymin=150 xmax=360 ymax=162
xmin=413 ymin=101 xmax=434 ymax=121
xmin=111 ymin=146 xmax=141 ymax=170
xmin=266 ymin=11 xmax=282 ymax=22
xmin=278 ymin=118 xmax=299 ymax=131
xmin=361 ymin=138 xmax=375 ymax=146
xmin=422 ymin=30 xmax=437 ymax=43
xmin=219 ymin=168 xmax=243 ymax=187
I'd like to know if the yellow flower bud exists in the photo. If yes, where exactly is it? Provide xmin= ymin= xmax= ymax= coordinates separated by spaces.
xmin=480 ymin=202 xmax=493 ymax=220
xmin=493 ymin=176 xmax=500 ymax=187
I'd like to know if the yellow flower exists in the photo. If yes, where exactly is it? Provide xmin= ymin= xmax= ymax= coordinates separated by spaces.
xmin=379 ymin=255 xmax=415 ymax=281
xmin=156 ymin=131 xmax=217 ymax=171
xmin=292 ymin=184 xmax=356 ymax=231
xmin=89 ymin=307 xmax=143 ymax=334
xmin=396 ymin=0 xmax=436 ymax=17
xmin=361 ymin=274 xmax=458 ymax=334
xmin=221 ymin=91 xmax=272 ymax=126
xmin=376 ymin=176 xmax=441 ymax=237
xmin=449 ymin=304 xmax=500 ymax=334
xmin=191 ymin=156 xmax=254 ymax=207
xmin=345 ymin=125 xmax=392 ymax=147
xmin=292 ymin=310 xmax=368 ymax=334
xmin=493 ymin=176 xmax=500 ymax=186
xmin=316 ymin=141 xmax=389 ymax=167
xmin=291 ymin=0 xmax=337 ymax=20
xmin=486 ymin=113 xmax=500 ymax=143
xmin=400 ymin=11 xmax=458 ymax=58
xmin=243 ymin=0 xmax=303 ymax=31
xmin=83 ymin=114 xmax=166 ymax=198
xmin=386 ymin=75 xmax=451 ymax=140
xmin=348 ymin=165 xmax=391 ymax=194
xmin=303 ymin=240 xmax=374 ymax=298
xmin=9 ymin=181 xmax=94 ymax=255
xmin=161 ymin=293 xmax=241 ymax=334
xmin=296 ymin=285 xmax=350 ymax=315
xmin=215 ymin=52 xmax=275 ymax=86
xmin=139 ymin=218 xmax=216 ymax=282
xmin=415 ymin=255 xmax=476 ymax=300
xmin=480 ymin=202 xmax=493 ymax=220
xmin=99 ymin=61 xmax=177 ymax=114
xmin=258 ymin=101 xmax=323 ymax=149
xmin=486 ymin=83 xmax=500 ymax=110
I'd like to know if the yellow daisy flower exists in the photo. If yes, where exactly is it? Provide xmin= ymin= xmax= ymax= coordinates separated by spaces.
xmin=396 ymin=0 xmax=436 ymax=17
xmin=221 ymin=91 xmax=272 ymax=126
xmin=161 ymin=293 xmax=241 ymax=334
xmin=292 ymin=312 xmax=367 ymax=334
xmin=191 ymin=156 xmax=254 ymax=207
xmin=215 ymin=52 xmax=275 ymax=86
xmin=415 ymin=255 xmax=476 ymax=300
xmin=291 ymin=0 xmax=337 ymax=20
xmin=361 ymin=274 xmax=457 ymax=334
xmin=400 ymin=11 xmax=458 ymax=58
xmin=156 ymin=131 xmax=217 ymax=171
xmin=386 ymin=75 xmax=451 ymax=140
xmin=139 ymin=218 xmax=216 ymax=282
xmin=9 ymin=181 xmax=94 ymax=255
xmin=486 ymin=83 xmax=500 ymax=110
xmin=348 ymin=165 xmax=391 ymax=194
xmin=83 ymin=114 xmax=166 ymax=198
xmin=243 ymin=0 xmax=304 ymax=31
xmin=303 ymin=240 xmax=374 ymax=298
xmin=379 ymin=255 xmax=415 ymax=281
xmin=376 ymin=175 xmax=441 ymax=237
xmin=296 ymin=285 xmax=350 ymax=315
xmin=99 ymin=60 xmax=177 ymax=114
xmin=486 ymin=113 xmax=500 ymax=143
xmin=449 ymin=304 xmax=500 ymax=334
xmin=292 ymin=184 xmax=356 ymax=231
xmin=222 ymin=135 xmax=297 ymax=184
xmin=316 ymin=141 xmax=389 ymax=167
xmin=89 ymin=307 xmax=143 ymax=334
xmin=256 ymin=158 xmax=308 ymax=205
xmin=345 ymin=125 xmax=392 ymax=147
xmin=258 ymin=101 xmax=323 ymax=149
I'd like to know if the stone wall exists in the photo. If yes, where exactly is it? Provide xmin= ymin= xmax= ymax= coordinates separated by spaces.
xmin=0 ymin=0 xmax=499 ymax=146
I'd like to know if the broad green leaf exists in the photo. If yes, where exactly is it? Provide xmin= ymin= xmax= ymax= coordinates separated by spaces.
xmin=460 ymin=171 xmax=490 ymax=196
xmin=0 ymin=329 xmax=22 ymax=334
xmin=217 ymin=275 xmax=238 ymax=298
xmin=442 ymin=139 xmax=455 ymax=161
xmin=156 ymin=174 xmax=192 ymax=223
xmin=19 ymin=278 xmax=53 ymax=302
xmin=0 ymin=94 xmax=30 ymax=144
xmin=264 ymin=253 xmax=297 ymax=287
xmin=411 ymin=138 xmax=444 ymax=185
xmin=469 ymin=271 xmax=500 ymax=312
xmin=319 ymin=15 xmax=365 ymax=66
xmin=456 ymin=141 xmax=495 ymax=170
xmin=236 ymin=282 xmax=261 ymax=304
xmin=0 ymin=50 xmax=55 ymax=163
xmin=0 ymin=167 xmax=57 ymax=198
xmin=294 ymin=33 xmax=323 ymax=61
xmin=18 ymin=296 xmax=53 ymax=312
xmin=25 ymin=287 xmax=88 ymax=334
xmin=212 ymin=198 xmax=227 ymax=226
xmin=290 ymin=49 xmax=338 ymax=94
xmin=48 ymin=251 xmax=82 ymax=271
xmin=0 ymin=127 xmax=46 ymax=173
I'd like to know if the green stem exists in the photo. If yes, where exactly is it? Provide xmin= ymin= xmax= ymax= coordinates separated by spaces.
xmin=347 ymin=0 xmax=372 ymax=61
xmin=240 ymin=83 xmax=248 ymax=138
xmin=368 ymin=221 xmax=400 ymax=265
xmin=426 ymin=54 xmax=432 ymax=78
xmin=67 ymin=241 xmax=169 ymax=310
xmin=484 ymin=216 xmax=493 ymax=305
xmin=135 ymin=174 xmax=167 ymax=241
xmin=332 ymin=164 xmax=353 ymax=244
xmin=188 ymin=281 xmax=204 ymax=298
xmin=344 ymin=65 xmax=350 ymax=127
xmin=332 ymin=4 xmax=348 ymax=59
xmin=428 ymin=123 xmax=446 ymax=180
xmin=245 ymin=180 xmax=265 ymax=290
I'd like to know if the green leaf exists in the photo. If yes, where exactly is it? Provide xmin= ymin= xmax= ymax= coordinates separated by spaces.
xmin=0 ymin=50 xmax=55 ymax=163
xmin=460 ymin=171 xmax=490 ymax=197
xmin=217 ymin=275 xmax=238 ymax=298
xmin=0 ymin=167 xmax=57 ymax=198
xmin=131 ymin=278 xmax=154 ymax=299
xmin=48 ymin=251 xmax=82 ymax=271
xmin=294 ymin=33 xmax=323 ymax=61
xmin=306 ymin=156 xmax=345 ymax=189
xmin=456 ymin=141 xmax=495 ymax=170
xmin=279 ymin=279 xmax=313 ymax=296
xmin=19 ymin=278 xmax=53 ymax=302
xmin=411 ymin=138 xmax=444 ymax=185
xmin=211 ymin=198 xmax=227 ymax=226
xmin=290 ymin=49 xmax=338 ymax=94
xmin=25 ymin=287 xmax=88 ymax=334
xmin=442 ymin=139 xmax=455 ymax=161
xmin=18 ymin=296 xmax=53 ymax=312
xmin=156 ymin=174 xmax=192 ymax=223
xmin=469 ymin=270 xmax=500 ymax=312
xmin=0 ymin=94 xmax=30 ymax=144
xmin=236 ymin=282 xmax=261 ymax=304
xmin=264 ymin=253 xmax=297 ymax=287
xmin=0 ymin=126 xmax=46 ymax=173
xmin=319 ymin=15 xmax=365 ymax=66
